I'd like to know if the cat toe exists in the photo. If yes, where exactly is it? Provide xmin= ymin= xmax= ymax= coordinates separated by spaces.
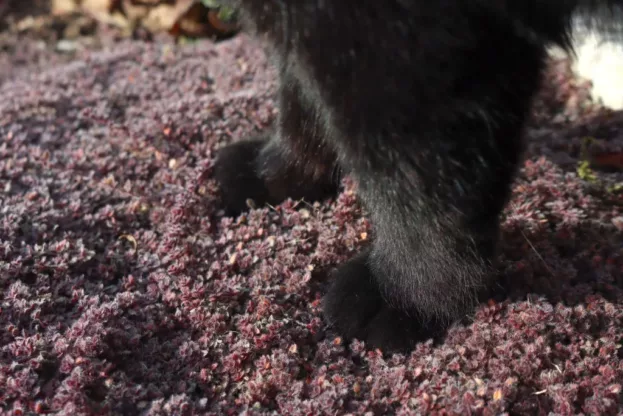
xmin=213 ymin=139 xmax=272 ymax=216
xmin=322 ymin=249 xmax=440 ymax=354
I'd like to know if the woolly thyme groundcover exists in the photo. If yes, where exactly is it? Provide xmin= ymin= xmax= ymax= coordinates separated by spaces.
xmin=1 ymin=34 xmax=622 ymax=415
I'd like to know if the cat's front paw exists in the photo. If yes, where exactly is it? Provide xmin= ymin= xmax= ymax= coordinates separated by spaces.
xmin=322 ymin=250 xmax=438 ymax=353
xmin=212 ymin=139 xmax=273 ymax=216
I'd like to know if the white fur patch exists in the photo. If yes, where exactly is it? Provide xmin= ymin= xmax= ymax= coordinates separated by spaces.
xmin=552 ymin=18 xmax=623 ymax=110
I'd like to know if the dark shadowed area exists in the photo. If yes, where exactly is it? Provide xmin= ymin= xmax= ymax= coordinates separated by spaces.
xmin=1 ymin=32 xmax=622 ymax=415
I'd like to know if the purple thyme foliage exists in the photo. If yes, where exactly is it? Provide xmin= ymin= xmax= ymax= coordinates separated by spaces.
xmin=0 ymin=34 xmax=621 ymax=415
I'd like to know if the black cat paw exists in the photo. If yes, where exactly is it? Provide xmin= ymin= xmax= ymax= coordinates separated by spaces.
xmin=212 ymin=139 xmax=273 ymax=216
xmin=322 ymin=249 xmax=441 ymax=354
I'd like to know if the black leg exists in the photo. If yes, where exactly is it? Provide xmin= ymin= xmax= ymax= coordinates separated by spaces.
xmin=213 ymin=73 xmax=340 ymax=216
xmin=321 ymin=31 xmax=549 ymax=354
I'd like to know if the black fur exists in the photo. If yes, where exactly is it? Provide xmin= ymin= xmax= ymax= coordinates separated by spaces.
xmin=212 ymin=0 xmax=623 ymax=353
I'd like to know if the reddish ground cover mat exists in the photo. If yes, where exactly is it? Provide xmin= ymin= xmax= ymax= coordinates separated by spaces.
xmin=1 ymin=34 xmax=623 ymax=415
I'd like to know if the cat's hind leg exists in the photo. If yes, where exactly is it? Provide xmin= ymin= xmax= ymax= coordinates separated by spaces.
xmin=213 ymin=72 xmax=340 ymax=216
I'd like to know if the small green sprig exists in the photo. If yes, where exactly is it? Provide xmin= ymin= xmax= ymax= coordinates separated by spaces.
xmin=576 ymin=136 xmax=622 ymax=194
xmin=577 ymin=137 xmax=597 ymax=183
